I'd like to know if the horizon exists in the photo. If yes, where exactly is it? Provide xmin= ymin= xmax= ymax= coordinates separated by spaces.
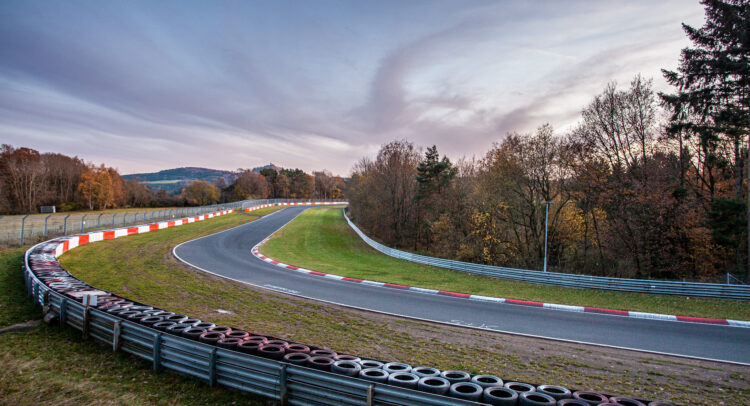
xmin=0 ymin=1 xmax=705 ymax=176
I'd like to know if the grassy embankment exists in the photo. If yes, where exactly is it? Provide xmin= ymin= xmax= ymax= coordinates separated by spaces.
xmin=1 ymin=207 xmax=747 ymax=405
xmin=0 ymin=210 xmax=280 ymax=405
xmin=261 ymin=207 xmax=750 ymax=321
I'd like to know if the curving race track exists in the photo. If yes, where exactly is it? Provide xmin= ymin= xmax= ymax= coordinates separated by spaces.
xmin=174 ymin=206 xmax=750 ymax=365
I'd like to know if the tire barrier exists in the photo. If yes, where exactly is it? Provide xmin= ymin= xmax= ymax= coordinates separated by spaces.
xmin=23 ymin=205 xmax=677 ymax=406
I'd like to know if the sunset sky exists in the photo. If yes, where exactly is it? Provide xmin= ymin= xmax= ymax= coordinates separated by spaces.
xmin=0 ymin=1 xmax=705 ymax=175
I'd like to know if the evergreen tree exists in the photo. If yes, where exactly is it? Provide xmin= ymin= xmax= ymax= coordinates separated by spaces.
xmin=660 ymin=0 xmax=749 ymax=275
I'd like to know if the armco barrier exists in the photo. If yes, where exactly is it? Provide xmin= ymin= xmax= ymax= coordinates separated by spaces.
xmin=23 ymin=203 xmax=670 ymax=405
xmin=344 ymin=210 xmax=750 ymax=300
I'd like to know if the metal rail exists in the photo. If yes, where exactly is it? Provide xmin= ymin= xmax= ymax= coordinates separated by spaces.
xmin=343 ymin=211 xmax=750 ymax=300
xmin=23 ymin=273 xmax=478 ymax=406
xmin=23 ymin=203 xmax=482 ymax=406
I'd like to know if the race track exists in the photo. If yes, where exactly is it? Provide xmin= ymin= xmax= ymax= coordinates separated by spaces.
xmin=174 ymin=207 xmax=750 ymax=364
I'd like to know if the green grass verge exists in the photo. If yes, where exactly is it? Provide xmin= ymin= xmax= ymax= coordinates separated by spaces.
xmin=261 ymin=207 xmax=750 ymax=321
xmin=3 ymin=206 xmax=746 ymax=405
xmin=0 ymin=211 xmax=282 ymax=405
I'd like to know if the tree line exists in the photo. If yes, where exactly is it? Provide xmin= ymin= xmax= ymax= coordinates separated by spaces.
xmin=0 ymin=144 xmax=346 ymax=214
xmin=184 ymin=168 xmax=345 ymax=206
xmin=346 ymin=0 xmax=749 ymax=281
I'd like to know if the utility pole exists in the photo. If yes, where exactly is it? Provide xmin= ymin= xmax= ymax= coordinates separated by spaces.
xmin=542 ymin=201 xmax=553 ymax=273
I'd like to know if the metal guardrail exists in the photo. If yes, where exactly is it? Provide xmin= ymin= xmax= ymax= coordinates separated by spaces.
xmin=343 ymin=211 xmax=750 ymax=300
xmin=2 ymin=198 xmax=347 ymax=247
xmin=22 ymin=275 xmax=478 ymax=406
xmin=23 ymin=204 xmax=482 ymax=406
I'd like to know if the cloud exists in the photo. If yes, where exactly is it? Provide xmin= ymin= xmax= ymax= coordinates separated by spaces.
xmin=0 ymin=1 xmax=706 ymax=175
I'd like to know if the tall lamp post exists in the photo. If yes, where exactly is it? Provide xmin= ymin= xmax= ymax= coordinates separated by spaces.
xmin=542 ymin=200 xmax=553 ymax=273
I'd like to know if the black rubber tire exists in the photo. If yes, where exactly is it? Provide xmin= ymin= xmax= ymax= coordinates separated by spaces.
xmin=192 ymin=321 xmax=215 ymax=329
xmin=182 ymin=327 xmax=206 ymax=340
xmin=114 ymin=310 xmax=140 ymax=318
xmin=647 ymin=402 xmax=675 ymax=406
xmin=125 ymin=312 xmax=148 ymax=322
xmin=519 ymin=391 xmax=556 ymax=406
xmin=258 ymin=344 xmax=285 ymax=360
xmin=104 ymin=305 xmax=126 ymax=313
xmin=265 ymin=339 xmax=289 ymax=348
xmin=182 ymin=318 xmax=201 ymax=325
xmin=128 ymin=305 xmax=153 ymax=312
xmin=536 ymin=385 xmax=572 ymax=400
xmin=225 ymin=330 xmax=250 ymax=340
xmin=573 ymin=391 xmax=609 ymax=405
xmin=237 ymin=340 xmax=261 ymax=354
xmin=287 ymin=344 xmax=310 ymax=354
xmin=335 ymin=354 xmax=361 ymax=363
xmin=441 ymin=370 xmax=471 ymax=383
xmin=140 ymin=316 xmax=164 ymax=326
xmin=331 ymin=360 xmax=361 ymax=376
xmin=471 ymin=374 xmax=503 ymax=388
xmin=217 ymin=337 xmax=243 ymax=349
xmin=609 ymin=398 xmax=646 ymax=406
xmin=307 ymin=356 xmax=334 ymax=371
xmin=198 ymin=331 xmax=225 ymax=345
xmin=449 ymin=382 xmax=483 ymax=401
xmin=148 ymin=310 xmax=175 ymax=318
xmin=483 ymin=386 xmax=519 ymax=406
xmin=505 ymin=381 xmax=535 ymax=394
xmin=152 ymin=321 xmax=176 ymax=331
xmin=382 ymin=362 xmax=412 ymax=374
xmin=412 ymin=366 xmax=441 ymax=378
xmin=359 ymin=368 xmax=388 ymax=383
xmin=558 ymin=400 xmax=591 ymax=406
xmin=166 ymin=323 xmax=193 ymax=334
xmin=417 ymin=376 xmax=450 ymax=395
xmin=208 ymin=325 xmax=232 ymax=335
xmin=310 ymin=349 xmax=337 ymax=358
xmin=283 ymin=352 xmax=310 ymax=366
xmin=164 ymin=314 xmax=188 ymax=323
xmin=358 ymin=360 xmax=383 ymax=369
xmin=387 ymin=372 xmax=419 ymax=389
xmin=245 ymin=335 xmax=268 ymax=344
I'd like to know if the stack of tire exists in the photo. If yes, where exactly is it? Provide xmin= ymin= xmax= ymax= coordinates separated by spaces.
xmin=27 ymin=241 xmax=676 ymax=406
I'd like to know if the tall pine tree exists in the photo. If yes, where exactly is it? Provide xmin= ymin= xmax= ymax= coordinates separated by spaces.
xmin=660 ymin=0 xmax=749 ymax=276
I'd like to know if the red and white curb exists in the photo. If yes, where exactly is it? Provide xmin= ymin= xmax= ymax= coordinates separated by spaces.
xmin=244 ymin=201 xmax=346 ymax=213
xmin=52 ymin=210 xmax=235 ymax=257
xmin=248 ymin=223 xmax=750 ymax=329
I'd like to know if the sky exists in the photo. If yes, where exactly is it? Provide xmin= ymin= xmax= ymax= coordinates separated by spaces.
xmin=0 ymin=1 xmax=706 ymax=176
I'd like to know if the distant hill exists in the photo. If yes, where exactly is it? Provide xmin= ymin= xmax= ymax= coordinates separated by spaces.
xmin=252 ymin=163 xmax=283 ymax=173
xmin=123 ymin=167 xmax=236 ymax=193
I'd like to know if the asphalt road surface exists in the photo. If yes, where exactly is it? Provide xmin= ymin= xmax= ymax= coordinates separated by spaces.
xmin=174 ymin=207 xmax=750 ymax=364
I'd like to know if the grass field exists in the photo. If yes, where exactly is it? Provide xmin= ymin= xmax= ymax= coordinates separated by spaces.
xmin=0 ymin=212 xmax=279 ymax=405
xmin=260 ymin=207 xmax=750 ymax=321
xmin=2 ymin=207 xmax=748 ymax=405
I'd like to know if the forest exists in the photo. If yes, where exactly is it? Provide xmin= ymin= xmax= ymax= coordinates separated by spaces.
xmin=346 ymin=0 xmax=749 ymax=281
xmin=0 ymin=145 xmax=345 ymax=215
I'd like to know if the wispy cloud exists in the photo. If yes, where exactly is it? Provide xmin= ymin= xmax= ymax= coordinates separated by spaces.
xmin=0 ymin=1 xmax=705 ymax=175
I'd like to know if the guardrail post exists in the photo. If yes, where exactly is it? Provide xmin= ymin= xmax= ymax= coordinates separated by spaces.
xmin=20 ymin=214 xmax=29 ymax=245
xmin=59 ymin=298 xmax=67 ymax=327
xmin=112 ymin=321 xmax=121 ymax=352
xmin=279 ymin=365 xmax=288 ymax=405
xmin=366 ymin=383 xmax=375 ymax=406
xmin=63 ymin=214 xmax=71 ymax=235
xmin=97 ymin=213 xmax=103 ymax=230
xmin=208 ymin=348 xmax=217 ymax=386
xmin=153 ymin=333 xmax=162 ymax=371
xmin=111 ymin=214 xmax=116 ymax=228
xmin=80 ymin=214 xmax=87 ymax=233
xmin=44 ymin=214 xmax=51 ymax=238
xmin=82 ymin=305 xmax=90 ymax=339
xmin=42 ymin=290 xmax=50 ymax=315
